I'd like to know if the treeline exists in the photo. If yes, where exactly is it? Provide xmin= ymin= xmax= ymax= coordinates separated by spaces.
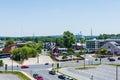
xmin=1 ymin=33 xmax=120 ymax=42
xmin=98 ymin=34 xmax=120 ymax=39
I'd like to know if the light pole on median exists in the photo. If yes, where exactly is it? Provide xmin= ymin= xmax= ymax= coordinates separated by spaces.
xmin=116 ymin=65 xmax=118 ymax=80
xmin=37 ymin=53 xmax=40 ymax=63
xmin=10 ymin=54 xmax=13 ymax=72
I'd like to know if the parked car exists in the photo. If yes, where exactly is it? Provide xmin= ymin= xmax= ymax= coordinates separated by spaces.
xmin=58 ymin=74 xmax=66 ymax=79
xmin=37 ymin=76 xmax=44 ymax=80
xmin=109 ymin=58 xmax=115 ymax=61
xmin=33 ymin=73 xmax=39 ymax=79
xmin=95 ymin=58 xmax=98 ymax=61
xmin=45 ymin=63 xmax=49 ymax=65
xmin=21 ymin=65 xmax=29 ymax=69
xmin=118 ymin=57 xmax=120 ymax=60
xmin=49 ymin=70 xmax=56 ymax=75
xmin=65 ymin=77 xmax=73 ymax=80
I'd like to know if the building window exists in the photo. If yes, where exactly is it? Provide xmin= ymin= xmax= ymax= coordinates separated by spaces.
xmin=108 ymin=46 xmax=110 ymax=48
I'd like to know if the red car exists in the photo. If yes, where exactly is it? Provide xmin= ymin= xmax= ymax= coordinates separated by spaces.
xmin=21 ymin=65 xmax=29 ymax=69
xmin=37 ymin=76 xmax=44 ymax=80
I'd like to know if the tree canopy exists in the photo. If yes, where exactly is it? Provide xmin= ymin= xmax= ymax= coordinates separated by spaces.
xmin=5 ymin=38 xmax=14 ymax=47
xmin=63 ymin=31 xmax=76 ymax=48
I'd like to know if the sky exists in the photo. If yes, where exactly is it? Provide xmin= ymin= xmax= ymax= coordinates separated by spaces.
xmin=0 ymin=0 xmax=120 ymax=37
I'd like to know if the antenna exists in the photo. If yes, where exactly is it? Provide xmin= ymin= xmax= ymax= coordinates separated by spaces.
xmin=91 ymin=27 xmax=93 ymax=38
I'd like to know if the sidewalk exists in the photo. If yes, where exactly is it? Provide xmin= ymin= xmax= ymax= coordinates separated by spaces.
xmin=22 ymin=55 xmax=54 ymax=65
xmin=0 ymin=58 xmax=20 ymax=66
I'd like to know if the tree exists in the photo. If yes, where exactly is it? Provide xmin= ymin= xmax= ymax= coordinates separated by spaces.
xmin=36 ymin=41 xmax=43 ymax=54
xmin=0 ymin=60 xmax=3 ymax=67
xmin=25 ymin=42 xmax=37 ymax=49
xmin=62 ymin=55 xmax=67 ymax=60
xmin=67 ymin=48 xmax=74 ymax=60
xmin=56 ymin=38 xmax=64 ymax=47
xmin=63 ymin=31 xmax=76 ymax=48
xmin=80 ymin=38 xmax=86 ymax=44
xmin=99 ymin=48 xmax=108 ymax=64
xmin=100 ymin=48 xmax=108 ymax=55
xmin=5 ymin=38 xmax=14 ymax=47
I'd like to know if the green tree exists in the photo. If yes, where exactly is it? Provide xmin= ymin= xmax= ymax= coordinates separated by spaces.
xmin=36 ymin=41 xmax=43 ymax=54
xmin=100 ymin=48 xmax=108 ymax=55
xmin=62 ymin=55 xmax=67 ymax=60
xmin=80 ymin=39 xmax=86 ymax=44
xmin=5 ymin=38 xmax=14 ymax=47
xmin=67 ymin=48 xmax=74 ymax=60
xmin=63 ymin=31 xmax=76 ymax=48
xmin=56 ymin=38 xmax=64 ymax=47
xmin=0 ymin=60 xmax=3 ymax=67
xmin=25 ymin=42 xmax=37 ymax=49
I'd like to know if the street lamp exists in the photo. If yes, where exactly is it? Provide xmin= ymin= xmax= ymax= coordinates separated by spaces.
xmin=116 ymin=64 xmax=120 ymax=80
xmin=90 ymin=75 xmax=93 ymax=80
xmin=10 ymin=54 xmax=13 ymax=72
xmin=37 ymin=53 xmax=40 ymax=63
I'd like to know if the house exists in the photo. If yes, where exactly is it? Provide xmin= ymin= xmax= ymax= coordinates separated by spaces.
xmin=101 ymin=41 xmax=120 ymax=55
xmin=72 ymin=43 xmax=85 ymax=50
xmin=2 ymin=44 xmax=16 ymax=53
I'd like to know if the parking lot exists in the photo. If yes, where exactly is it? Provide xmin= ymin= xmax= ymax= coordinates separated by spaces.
xmin=0 ymin=74 xmax=20 ymax=80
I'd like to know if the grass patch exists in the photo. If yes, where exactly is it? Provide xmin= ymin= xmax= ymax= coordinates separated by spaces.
xmin=0 ymin=71 xmax=31 ymax=80
xmin=75 ymin=66 xmax=96 ymax=70
xmin=52 ymin=66 xmax=68 ymax=70
xmin=108 ymin=64 xmax=120 ymax=66
xmin=88 ymin=63 xmax=101 ymax=66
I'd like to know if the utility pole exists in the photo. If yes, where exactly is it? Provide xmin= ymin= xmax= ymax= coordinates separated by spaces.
xmin=116 ymin=65 xmax=118 ymax=80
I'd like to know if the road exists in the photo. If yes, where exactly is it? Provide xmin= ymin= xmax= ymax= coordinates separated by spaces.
xmin=0 ymin=74 xmax=20 ymax=80
xmin=0 ymin=54 xmax=120 ymax=80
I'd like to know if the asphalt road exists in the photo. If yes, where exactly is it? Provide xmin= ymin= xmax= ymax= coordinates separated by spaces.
xmin=0 ymin=74 xmax=20 ymax=80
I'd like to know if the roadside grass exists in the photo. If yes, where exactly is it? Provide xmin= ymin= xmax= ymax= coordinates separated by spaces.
xmin=75 ymin=66 xmax=96 ymax=70
xmin=75 ymin=63 xmax=101 ymax=70
xmin=0 ymin=71 xmax=31 ymax=80
xmin=107 ymin=64 xmax=120 ymax=66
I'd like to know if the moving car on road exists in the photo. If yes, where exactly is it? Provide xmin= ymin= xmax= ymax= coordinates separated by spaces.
xmin=21 ymin=65 xmax=29 ymax=69
xmin=109 ymin=58 xmax=115 ymax=61
xmin=58 ymin=74 xmax=66 ymax=79
xmin=49 ymin=70 xmax=56 ymax=75
xmin=37 ymin=76 xmax=44 ymax=80
xmin=33 ymin=74 xmax=39 ymax=79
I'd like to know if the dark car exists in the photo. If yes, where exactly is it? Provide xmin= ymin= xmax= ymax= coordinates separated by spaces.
xmin=21 ymin=65 xmax=29 ymax=69
xmin=95 ymin=58 xmax=98 ymax=61
xmin=37 ymin=76 xmax=44 ymax=80
xmin=45 ymin=63 xmax=49 ymax=65
xmin=109 ymin=58 xmax=115 ymax=61
xmin=58 ymin=74 xmax=66 ymax=79
xmin=33 ymin=74 xmax=39 ymax=79
xmin=65 ymin=77 xmax=73 ymax=80
xmin=118 ymin=57 xmax=120 ymax=60
xmin=49 ymin=70 xmax=56 ymax=75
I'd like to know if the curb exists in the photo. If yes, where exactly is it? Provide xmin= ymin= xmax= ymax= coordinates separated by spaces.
xmin=19 ymin=71 xmax=36 ymax=80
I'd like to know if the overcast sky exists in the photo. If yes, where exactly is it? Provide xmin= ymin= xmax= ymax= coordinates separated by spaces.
xmin=0 ymin=0 xmax=120 ymax=37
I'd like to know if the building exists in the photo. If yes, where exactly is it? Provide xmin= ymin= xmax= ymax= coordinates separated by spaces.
xmin=86 ymin=39 xmax=105 ymax=50
xmin=72 ymin=43 xmax=85 ymax=50
xmin=2 ymin=44 xmax=16 ymax=53
xmin=0 ymin=40 xmax=5 ymax=51
xmin=101 ymin=41 xmax=120 ymax=55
